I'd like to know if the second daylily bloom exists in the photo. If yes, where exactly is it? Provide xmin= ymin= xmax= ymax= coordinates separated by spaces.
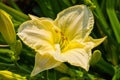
xmin=17 ymin=5 xmax=106 ymax=76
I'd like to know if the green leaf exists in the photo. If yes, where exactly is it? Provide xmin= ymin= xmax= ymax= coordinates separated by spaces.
xmin=0 ymin=3 xmax=29 ymax=22
xmin=106 ymin=0 xmax=120 ymax=44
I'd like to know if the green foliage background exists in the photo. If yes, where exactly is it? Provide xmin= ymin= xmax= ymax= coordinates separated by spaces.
xmin=0 ymin=0 xmax=120 ymax=80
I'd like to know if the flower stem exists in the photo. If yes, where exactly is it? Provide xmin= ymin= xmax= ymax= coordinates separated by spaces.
xmin=14 ymin=60 xmax=31 ymax=74
xmin=96 ymin=57 xmax=115 ymax=76
xmin=0 ymin=62 xmax=14 ymax=67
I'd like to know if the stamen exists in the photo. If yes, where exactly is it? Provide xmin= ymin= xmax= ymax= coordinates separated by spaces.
xmin=53 ymin=27 xmax=69 ymax=52
xmin=59 ymin=32 xmax=69 ymax=52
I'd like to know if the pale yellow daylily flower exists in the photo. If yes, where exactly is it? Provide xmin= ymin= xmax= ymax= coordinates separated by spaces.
xmin=17 ymin=5 xmax=106 ymax=76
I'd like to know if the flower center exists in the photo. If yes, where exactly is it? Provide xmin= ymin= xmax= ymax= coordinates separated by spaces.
xmin=59 ymin=32 xmax=68 ymax=50
xmin=54 ymin=27 xmax=69 ymax=52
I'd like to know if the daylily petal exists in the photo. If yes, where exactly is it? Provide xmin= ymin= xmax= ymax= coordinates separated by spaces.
xmin=54 ymin=5 xmax=94 ymax=41
xmin=17 ymin=19 xmax=55 ymax=55
xmin=61 ymin=48 xmax=91 ymax=71
xmin=31 ymin=53 xmax=61 ymax=76
xmin=84 ymin=36 xmax=107 ymax=48
xmin=28 ymin=14 xmax=39 ymax=20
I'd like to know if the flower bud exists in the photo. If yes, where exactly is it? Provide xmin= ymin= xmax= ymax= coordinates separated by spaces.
xmin=0 ymin=70 xmax=27 ymax=80
xmin=0 ymin=9 xmax=16 ymax=45
xmin=54 ymin=63 xmax=69 ymax=74
xmin=90 ymin=50 xmax=102 ymax=65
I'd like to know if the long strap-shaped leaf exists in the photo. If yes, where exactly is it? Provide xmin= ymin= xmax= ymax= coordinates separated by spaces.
xmin=106 ymin=0 xmax=120 ymax=44
xmin=0 ymin=2 xmax=29 ymax=22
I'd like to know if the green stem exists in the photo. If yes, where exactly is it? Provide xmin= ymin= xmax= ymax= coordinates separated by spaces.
xmin=0 ymin=48 xmax=13 ymax=62
xmin=0 ymin=62 xmax=14 ymax=67
xmin=96 ymin=57 xmax=114 ymax=76
xmin=0 ymin=45 xmax=9 ymax=47
xmin=112 ymin=66 xmax=120 ymax=80
xmin=0 ymin=56 xmax=11 ymax=62
xmin=0 ymin=2 xmax=29 ymax=22
xmin=14 ymin=61 xmax=31 ymax=74
xmin=0 ymin=48 xmax=13 ymax=54
xmin=0 ymin=48 xmax=31 ymax=74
